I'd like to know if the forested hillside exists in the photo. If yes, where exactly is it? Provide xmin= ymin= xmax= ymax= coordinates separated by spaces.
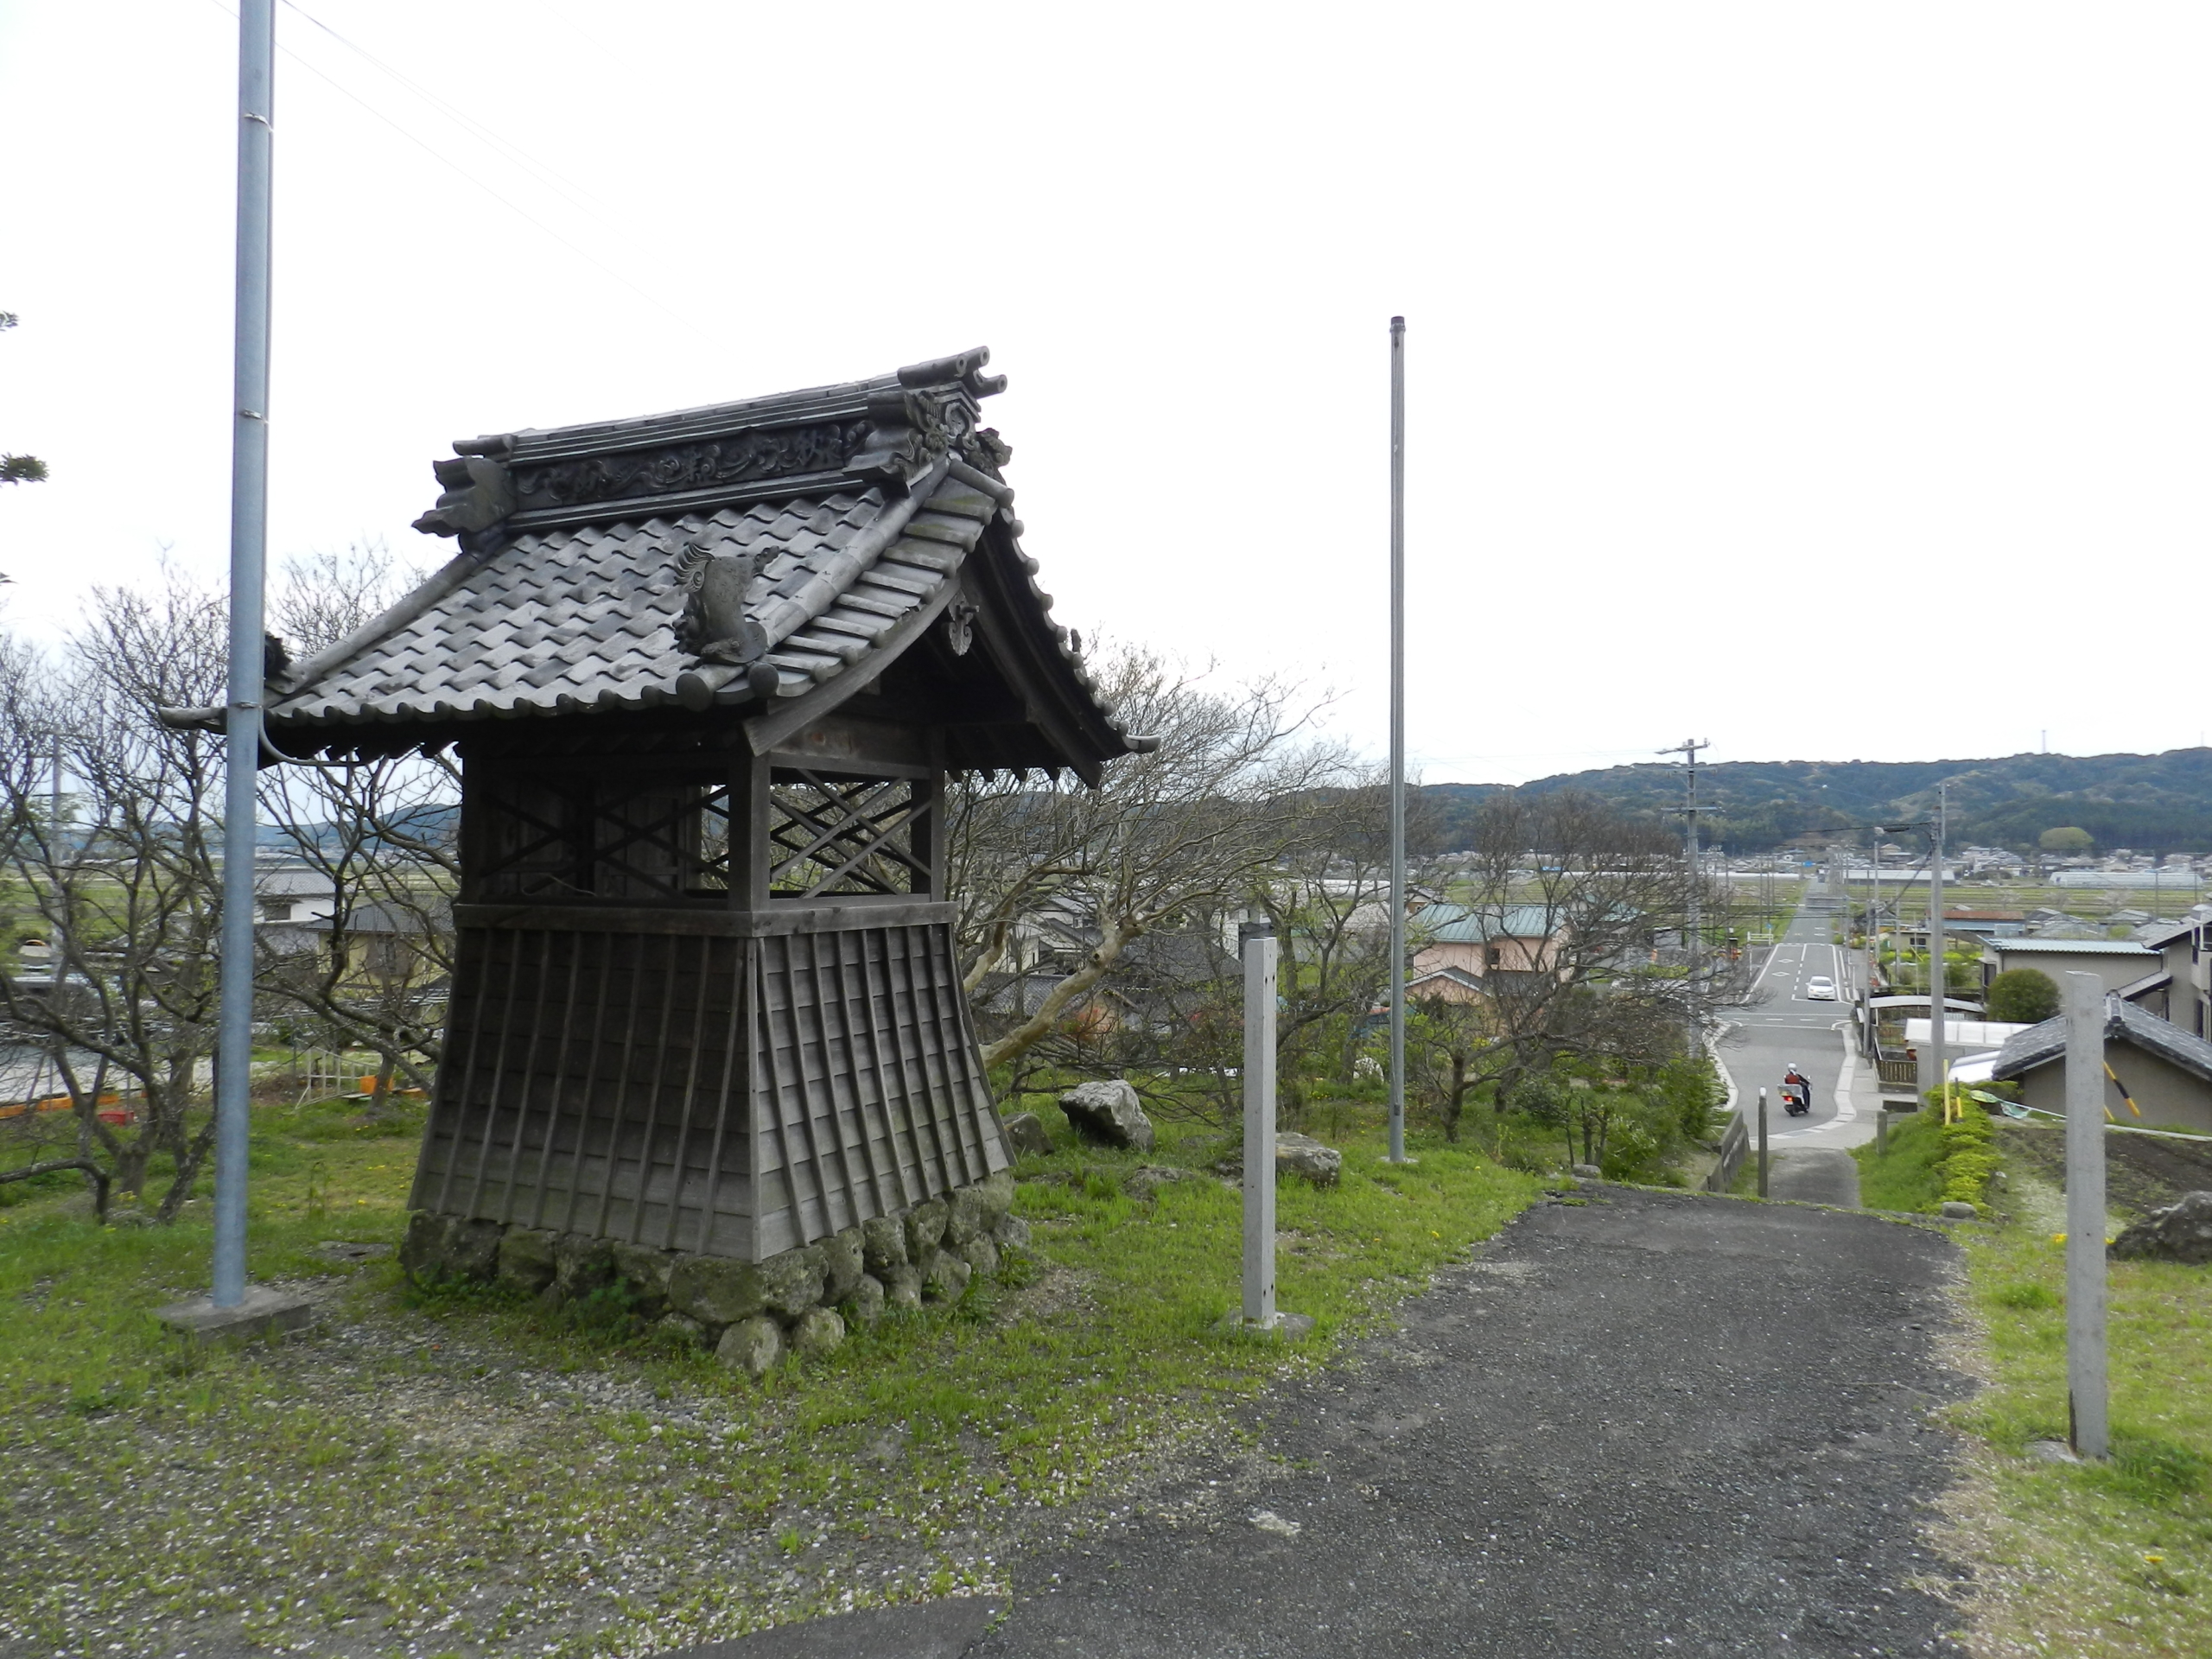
xmin=1419 ymin=748 xmax=2212 ymax=855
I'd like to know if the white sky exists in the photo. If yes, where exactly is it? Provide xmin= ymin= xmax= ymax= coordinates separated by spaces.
xmin=2 ymin=2 xmax=2207 ymax=784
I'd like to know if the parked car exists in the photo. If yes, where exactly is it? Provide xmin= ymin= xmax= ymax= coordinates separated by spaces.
xmin=1805 ymin=976 xmax=1837 ymax=1001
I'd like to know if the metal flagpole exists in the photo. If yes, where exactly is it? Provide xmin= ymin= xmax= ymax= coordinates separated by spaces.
xmin=213 ymin=0 xmax=275 ymax=1309
xmin=1387 ymin=315 xmax=1408 ymax=1165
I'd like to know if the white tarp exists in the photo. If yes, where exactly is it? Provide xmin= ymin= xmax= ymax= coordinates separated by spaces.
xmin=1905 ymin=1019 xmax=2033 ymax=1047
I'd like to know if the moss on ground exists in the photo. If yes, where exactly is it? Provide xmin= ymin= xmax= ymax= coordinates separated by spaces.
xmin=0 ymin=1097 xmax=1538 ymax=1657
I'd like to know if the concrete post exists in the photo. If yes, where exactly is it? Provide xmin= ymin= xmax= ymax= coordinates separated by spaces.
xmin=2064 ymin=969 xmax=2108 ymax=1459
xmin=1242 ymin=921 xmax=1278 ymax=1328
xmin=1757 ymin=1088 xmax=1770 ymax=1198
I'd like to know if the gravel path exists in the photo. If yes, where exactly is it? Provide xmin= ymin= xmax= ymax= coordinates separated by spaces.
xmin=1769 ymin=1148 xmax=1864 ymax=1208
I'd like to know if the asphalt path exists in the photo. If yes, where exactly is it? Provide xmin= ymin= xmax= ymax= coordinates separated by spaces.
xmin=967 ymin=1187 xmax=1967 ymax=1658
xmin=702 ymin=1188 xmax=1974 ymax=1659
xmin=1719 ymin=889 xmax=1867 ymax=1151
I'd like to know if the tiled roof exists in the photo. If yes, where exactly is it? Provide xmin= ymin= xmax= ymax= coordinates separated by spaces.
xmin=1985 ymin=938 xmax=2158 ymax=957
xmin=1993 ymin=995 xmax=2212 ymax=1087
xmin=1419 ymin=904 xmax=1564 ymax=944
xmin=245 ymin=349 xmax=1135 ymax=772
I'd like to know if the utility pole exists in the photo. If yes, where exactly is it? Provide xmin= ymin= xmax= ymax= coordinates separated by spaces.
xmin=2063 ymin=969 xmax=2108 ymax=1458
xmin=1386 ymin=315 xmax=1408 ymax=1165
xmin=1658 ymin=740 xmax=1711 ymax=1056
xmin=1927 ymin=782 xmax=1948 ymax=1107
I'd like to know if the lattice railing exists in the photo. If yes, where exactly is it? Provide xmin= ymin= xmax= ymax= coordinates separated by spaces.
xmin=476 ymin=772 xmax=731 ymax=901
xmin=767 ymin=768 xmax=926 ymax=899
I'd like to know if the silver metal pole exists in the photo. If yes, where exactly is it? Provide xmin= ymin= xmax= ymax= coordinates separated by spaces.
xmin=1756 ymin=1087 xmax=1769 ymax=1197
xmin=1386 ymin=315 xmax=1408 ymax=1165
xmin=1685 ymin=747 xmax=1701 ymax=1058
xmin=1242 ymin=921 xmax=1278 ymax=1328
xmin=213 ymin=0 xmax=275 ymax=1309
xmin=1927 ymin=785 xmax=1947 ymax=1109
xmin=2063 ymin=969 xmax=2108 ymax=1459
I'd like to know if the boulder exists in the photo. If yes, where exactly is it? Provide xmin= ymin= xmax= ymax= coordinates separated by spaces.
xmin=654 ymin=1312 xmax=709 ymax=1349
xmin=1939 ymin=1201 xmax=1980 ymax=1221
xmin=497 ymin=1227 xmax=560 ymax=1296
xmin=716 ymin=1315 xmax=784 ymax=1381
xmin=975 ymin=1169 xmax=1018 ymax=1226
xmin=944 ymin=1185 xmax=988 ymax=1247
xmin=443 ymin=1217 xmax=505 ymax=1282
xmin=1058 ymin=1079 xmax=1154 ymax=1152
xmin=861 ymin=1214 xmax=908 ymax=1276
xmin=2109 ymin=1191 xmax=2212 ymax=1264
xmin=905 ymin=1198 xmax=949 ymax=1259
xmin=1275 ymin=1134 xmax=1343 ymax=1190
xmin=555 ymin=1233 xmax=617 ymax=1300
xmin=398 ymin=1211 xmax=446 ymax=1283
xmin=791 ymin=1306 xmax=847 ymax=1359
xmin=882 ymin=1263 xmax=925 ymax=1312
xmin=992 ymin=1214 xmax=1033 ymax=1252
xmin=759 ymin=1245 xmax=827 ymax=1321
xmin=958 ymin=1235 xmax=1001 ymax=1278
xmin=1001 ymin=1112 xmax=1055 ymax=1158
xmin=842 ymin=1273 xmax=887 ymax=1329
xmin=818 ymin=1228 xmax=866 ymax=1302
xmin=923 ymin=1251 xmax=974 ymax=1305
xmin=668 ymin=1256 xmax=768 ymax=1326
xmin=1126 ymin=1165 xmax=1196 ymax=1202
xmin=610 ymin=1242 xmax=673 ymax=1316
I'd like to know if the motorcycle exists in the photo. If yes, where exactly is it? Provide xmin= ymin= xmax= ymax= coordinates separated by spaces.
xmin=1780 ymin=1080 xmax=1812 ymax=1116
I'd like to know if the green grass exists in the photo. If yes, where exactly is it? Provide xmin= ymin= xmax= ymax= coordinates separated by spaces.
xmin=0 ymin=1096 xmax=1540 ymax=1656
xmin=1944 ymin=1226 xmax=2212 ymax=1655
xmin=1853 ymin=1108 xmax=1949 ymax=1213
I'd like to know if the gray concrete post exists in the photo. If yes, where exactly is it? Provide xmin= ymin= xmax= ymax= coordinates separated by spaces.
xmin=1242 ymin=922 xmax=1278 ymax=1328
xmin=2064 ymin=969 xmax=2108 ymax=1459
xmin=1757 ymin=1088 xmax=1770 ymax=1198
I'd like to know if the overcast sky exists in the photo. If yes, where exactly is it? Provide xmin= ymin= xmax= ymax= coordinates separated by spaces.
xmin=2 ymin=3 xmax=2206 ymax=784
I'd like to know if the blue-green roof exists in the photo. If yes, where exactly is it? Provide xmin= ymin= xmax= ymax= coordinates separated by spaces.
xmin=1419 ymin=904 xmax=1560 ymax=944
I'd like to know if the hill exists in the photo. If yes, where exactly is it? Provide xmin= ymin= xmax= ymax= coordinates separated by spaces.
xmin=1419 ymin=747 xmax=2212 ymax=855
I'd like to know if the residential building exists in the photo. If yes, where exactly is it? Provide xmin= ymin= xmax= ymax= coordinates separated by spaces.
xmin=1977 ymin=937 xmax=2160 ymax=997
xmin=2126 ymin=912 xmax=2212 ymax=1039
xmin=1411 ymin=904 xmax=1563 ymax=985
xmin=1989 ymin=997 xmax=2212 ymax=1135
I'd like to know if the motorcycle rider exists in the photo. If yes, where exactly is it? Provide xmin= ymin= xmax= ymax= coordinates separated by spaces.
xmin=1782 ymin=1063 xmax=1812 ymax=1113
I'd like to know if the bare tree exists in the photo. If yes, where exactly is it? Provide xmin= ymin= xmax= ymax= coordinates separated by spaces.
xmin=257 ymin=545 xmax=454 ymax=1110
xmin=946 ymin=646 xmax=1348 ymax=1074
xmin=0 ymin=577 xmax=229 ymax=1219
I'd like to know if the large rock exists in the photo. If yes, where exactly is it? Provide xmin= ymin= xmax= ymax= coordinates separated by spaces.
xmin=668 ymin=1255 xmax=768 ymax=1326
xmin=923 ymin=1251 xmax=974 ymax=1305
xmin=555 ymin=1233 xmax=617 ymax=1300
xmin=1058 ymin=1080 xmax=1154 ymax=1152
xmin=791 ymin=1306 xmax=847 ymax=1359
xmin=975 ymin=1169 xmax=1017 ymax=1226
xmin=496 ymin=1227 xmax=559 ymax=1295
xmin=842 ymin=1273 xmax=887 ymax=1329
xmin=610 ymin=1241 xmax=673 ymax=1317
xmin=443 ymin=1217 xmax=505 ymax=1282
xmin=716 ymin=1315 xmax=784 ymax=1380
xmin=861 ymin=1214 xmax=909 ymax=1276
xmin=760 ymin=1245 xmax=827 ymax=1321
xmin=398 ymin=1211 xmax=446 ymax=1282
xmin=944 ymin=1185 xmax=988 ymax=1247
xmin=958 ymin=1235 xmax=1001 ymax=1278
xmin=882 ymin=1263 xmax=924 ymax=1312
xmin=655 ymin=1312 xmax=708 ymax=1349
xmin=992 ymin=1213 xmax=1033 ymax=1252
xmin=1275 ymin=1133 xmax=1343 ymax=1190
xmin=1001 ymin=1112 xmax=1055 ymax=1158
xmin=818 ymin=1228 xmax=866 ymax=1302
xmin=905 ymin=1198 xmax=949 ymax=1260
xmin=2110 ymin=1191 xmax=2212 ymax=1264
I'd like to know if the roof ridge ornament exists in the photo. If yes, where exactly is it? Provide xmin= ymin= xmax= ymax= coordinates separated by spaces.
xmin=673 ymin=540 xmax=772 ymax=669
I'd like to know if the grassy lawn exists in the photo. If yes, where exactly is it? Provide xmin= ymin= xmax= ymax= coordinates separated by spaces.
xmin=1855 ymin=1108 xmax=2212 ymax=1653
xmin=0 ymin=1095 xmax=1541 ymax=1657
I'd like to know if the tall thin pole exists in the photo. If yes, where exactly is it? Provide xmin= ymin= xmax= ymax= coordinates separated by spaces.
xmin=1926 ymin=783 xmax=1947 ymax=1110
xmin=2063 ymin=969 xmax=2108 ymax=1459
xmin=213 ymin=0 xmax=275 ymax=1309
xmin=1242 ymin=921 xmax=1279 ymax=1327
xmin=1658 ymin=740 xmax=1710 ymax=1056
xmin=1386 ymin=315 xmax=1408 ymax=1165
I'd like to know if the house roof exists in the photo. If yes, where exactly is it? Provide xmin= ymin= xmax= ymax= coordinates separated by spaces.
xmin=1991 ymin=995 xmax=2212 ymax=1087
xmin=1984 ymin=938 xmax=2158 ymax=957
xmin=1419 ymin=904 xmax=1560 ymax=944
xmin=2118 ymin=969 xmax=2174 ymax=1001
xmin=2139 ymin=918 xmax=2199 ymax=950
xmin=1408 ymin=965 xmax=1487 ymax=995
xmin=184 ymin=350 xmax=1141 ymax=782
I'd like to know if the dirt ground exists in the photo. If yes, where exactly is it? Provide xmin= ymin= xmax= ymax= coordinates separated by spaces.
xmin=1994 ymin=1121 xmax=2212 ymax=1217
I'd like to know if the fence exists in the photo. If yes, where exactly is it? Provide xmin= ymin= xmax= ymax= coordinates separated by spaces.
xmin=1704 ymin=1113 xmax=1750 ymax=1193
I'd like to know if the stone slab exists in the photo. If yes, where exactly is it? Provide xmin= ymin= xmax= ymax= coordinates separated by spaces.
xmin=663 ymin=1594 xmax=998 ymax=1658
xmin=1214 ymin=1310 xmax=1315 ymax=1339
xmin=155 ymin=1285 xmax=314 ymax=1344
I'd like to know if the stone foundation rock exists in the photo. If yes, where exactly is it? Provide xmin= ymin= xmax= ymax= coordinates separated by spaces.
xmin=1001 ymin=1111 xmax=1054 ymax=1157
xmin=404 ymin=1169 xmax=1027 ymax=1380
xmin=2110 ymin=1190 xmax=2212 ymax=1264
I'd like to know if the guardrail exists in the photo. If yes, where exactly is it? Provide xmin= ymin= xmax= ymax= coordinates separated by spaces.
xmin=1705 ymin=1114 xmax=1750 ymax=1192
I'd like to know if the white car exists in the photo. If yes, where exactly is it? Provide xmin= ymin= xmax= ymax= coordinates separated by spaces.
xmin=1804 ymin=976 xmax=1838 ymax=1001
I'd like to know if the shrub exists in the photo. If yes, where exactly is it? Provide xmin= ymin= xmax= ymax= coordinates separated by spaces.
xmin=2038 ymin=826 xmax=2094 ymax=854
xmin=1986 ymin=967 xmax=2061 ymax=1024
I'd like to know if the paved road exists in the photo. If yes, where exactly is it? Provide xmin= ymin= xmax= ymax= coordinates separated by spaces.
xmin=1769 ymin=1148 xmax=1864 ymax=1207
xmin=1719 ymin=886 xmax=1869 ymax=1151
